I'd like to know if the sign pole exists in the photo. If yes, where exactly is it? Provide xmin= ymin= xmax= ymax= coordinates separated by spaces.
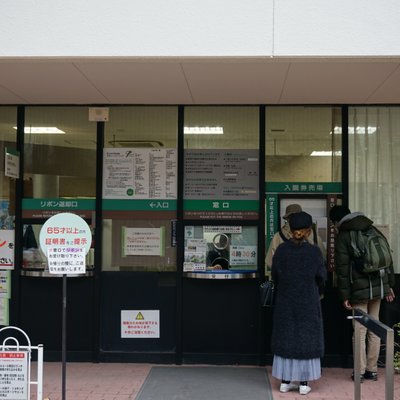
xmin=62 ymin=273 xmax=67 ymax=400
xmin=39 ymin=212 xmax=93 ymax=400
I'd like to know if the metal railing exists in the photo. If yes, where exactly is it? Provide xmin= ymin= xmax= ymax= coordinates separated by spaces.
xmin=349 ymin=308 xmax=394 ymax=400
xmin=0 ymin=326 xmax=44 ymax=400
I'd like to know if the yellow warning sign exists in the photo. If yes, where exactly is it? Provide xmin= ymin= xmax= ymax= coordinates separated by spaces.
xmin=135 ymin=312 xmax=144 ymax=320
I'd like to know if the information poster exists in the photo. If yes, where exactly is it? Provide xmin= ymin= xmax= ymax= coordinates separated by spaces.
xmin=122 ymin=227 xmax=165 ymax=256
xmin=229 ymin=245 xmax=257 ymax=266
xmin=103 ymin=148 xmax=177 ymax=199
xmin=0 ymin=351 xmax=29 ymax=399
xmin=0 ymin=298 xmax=9 ymax=325
xmin=184 ymin=149 xmax=258 ymax=200
xmin=4 ymin=148 xmax=20 ymax=179
xmin=183 ymin=239 xmax=207 ymax=271
xmin=0 ymin=230 xmax=14 ymax=270
xmin=0 ymin=271 xmax=11 ymax=298
xmin=184 ymin=149 xmax=259 ymax=219
xmin=121 ymin=310 xmax=160 ymax=338
xmin=47 ymin=247 xmax=86 ymax=274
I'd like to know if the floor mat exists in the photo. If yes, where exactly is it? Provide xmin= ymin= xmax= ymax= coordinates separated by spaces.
xmin=136 ymin=365 xmax=273 ymax=400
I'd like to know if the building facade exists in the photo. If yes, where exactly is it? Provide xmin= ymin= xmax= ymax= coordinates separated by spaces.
xmin=0 ymin=1 xmax=399 ymax=365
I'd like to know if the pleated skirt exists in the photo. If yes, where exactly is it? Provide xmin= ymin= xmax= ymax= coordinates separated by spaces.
xmin=272 ymin=355 xmax=321 ymax=382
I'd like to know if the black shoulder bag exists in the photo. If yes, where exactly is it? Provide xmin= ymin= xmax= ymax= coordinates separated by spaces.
xmin=259 ymin=280 xmax=275 ymax=307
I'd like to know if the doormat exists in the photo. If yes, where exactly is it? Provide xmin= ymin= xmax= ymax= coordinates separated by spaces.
xmin=136 ymin=366 xmax=273 ymax=400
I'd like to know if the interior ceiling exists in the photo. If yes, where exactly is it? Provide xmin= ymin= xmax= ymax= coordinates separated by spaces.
xmin=0 ymin=57 xmax=398 ymax=154
xmin=0 ymin=57 xmax=400 ymax=105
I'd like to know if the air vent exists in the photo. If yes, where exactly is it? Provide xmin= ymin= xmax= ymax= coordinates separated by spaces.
xmin=270 ymin=128 xmax=286 ymax=133
xmin=108 ymin=140 xmax=164 ymax=148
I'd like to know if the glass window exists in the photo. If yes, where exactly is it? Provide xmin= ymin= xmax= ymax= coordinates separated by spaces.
xmin=349 ymin=107 xmax=400 ymax=273
xmin=184 ymin=225 xmax=258 ymax=272
xmin=265 ymin=106 xmax=342 ymax=182
xmin=184 ymin=106 xmax=259 ymax=149
xmin=184 ymin=107 xmax=259 ymax=221
xmin=102 ymin=106 xmax=178 ymax=272
xmin=24 ymin=107 xmax=96 ymax=198
xmin=22 ymin=107 xmax=96 ymax=274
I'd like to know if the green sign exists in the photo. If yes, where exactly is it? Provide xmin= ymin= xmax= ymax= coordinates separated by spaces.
xmin=102 ymin=199 xmax=176 ymax=211
xmin=265 ymin=182 xmax=341 ymax=194
xmin=183 ymin=200 xmax=259 ymax=211
xmin=22 ymin=199 xmax=95 ymax=210
xmin=265 ymin=194 xmax=278 ymax=247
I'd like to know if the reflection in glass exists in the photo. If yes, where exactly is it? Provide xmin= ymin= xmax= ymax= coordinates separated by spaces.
xmin=101 ymin=106 xmax=178 ymax=272
xmin=22 ymin=223 xmax=95 ymax=271
xmin=184 ymin=226 xmax=258 ymax=272
xmin=24 ymin=107 xmax=96 ymax=198
xmin=265 ymin=106 xmax=341 ymax=182
xmin=349 ymin=107 xmax=400 ymax=273
xmin=184 ymin=107 xmax=258 ymax=149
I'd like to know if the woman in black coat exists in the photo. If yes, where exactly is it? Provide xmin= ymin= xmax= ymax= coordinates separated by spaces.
xmin=271 ymin=211 xmax=326 ymax=396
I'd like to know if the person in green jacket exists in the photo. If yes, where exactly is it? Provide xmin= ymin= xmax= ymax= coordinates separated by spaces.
xmin=329 ymin=205 xmax=396 ymax=382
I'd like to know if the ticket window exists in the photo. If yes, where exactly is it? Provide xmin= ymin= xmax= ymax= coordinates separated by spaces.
xmin=184 ymin=225 xmax=258 ymax=272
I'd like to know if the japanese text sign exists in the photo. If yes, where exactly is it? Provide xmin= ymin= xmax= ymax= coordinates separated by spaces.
xmin=39 ymin=213 xmax=91 ymax=275
xmin=0 ymin=351 xmax=28 ymax=400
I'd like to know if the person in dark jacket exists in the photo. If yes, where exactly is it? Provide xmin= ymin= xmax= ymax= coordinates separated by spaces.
xmin=271 ymin=211 xmax=326 ymax=395
xmin=329 ymin=205 xmax=395 ymax=382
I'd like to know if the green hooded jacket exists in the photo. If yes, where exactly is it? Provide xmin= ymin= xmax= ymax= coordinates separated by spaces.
xmin=334 ymin=212 xmax=395 ymax=302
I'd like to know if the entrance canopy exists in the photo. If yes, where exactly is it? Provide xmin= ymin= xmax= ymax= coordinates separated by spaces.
xmin=0 ymin=57 xmax=399 ymax=105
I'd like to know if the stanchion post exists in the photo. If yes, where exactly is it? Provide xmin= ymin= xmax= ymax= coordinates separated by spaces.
xmin=62 ymin=274 xmax=67 ymax=400
xmin=385 ymin=329 xmax=394 ymax=400
xmin=353 ymin=314 xmax=361 ymax=400
xmin=37 ymin=344 xmax=44 ymax=400
xmin=350 ymin=308 xmax=395 ymax=400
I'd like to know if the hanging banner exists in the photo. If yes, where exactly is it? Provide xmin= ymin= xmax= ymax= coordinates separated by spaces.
xmin=4 ymin=148 xmax=20 ymax=179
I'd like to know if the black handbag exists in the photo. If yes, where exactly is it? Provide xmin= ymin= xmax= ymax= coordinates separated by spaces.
xmin=259 ymin=280 xmax=275 ymax=307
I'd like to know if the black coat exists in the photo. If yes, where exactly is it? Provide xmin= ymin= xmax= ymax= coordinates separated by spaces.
xmin=334 ymin=213 xmax=395 ymax=302
xmin=271 ymin=240 xmax=326 ymax=359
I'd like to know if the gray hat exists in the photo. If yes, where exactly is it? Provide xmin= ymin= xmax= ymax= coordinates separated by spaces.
xmin=288 ymin=211 xmax=313 ymax=230
xmin=283 ymin=203 xmax=303 ymax=219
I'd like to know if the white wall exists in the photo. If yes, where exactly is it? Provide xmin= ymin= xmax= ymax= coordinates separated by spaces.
xmin=1 ymin=0 xmax=400 ymax=57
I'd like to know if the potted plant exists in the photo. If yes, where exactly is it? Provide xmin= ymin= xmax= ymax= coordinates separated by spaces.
xmin=394 ymin=322 xmax=400 ymax=374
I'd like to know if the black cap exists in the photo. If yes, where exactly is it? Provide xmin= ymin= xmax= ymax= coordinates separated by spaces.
xmin=329 ymin=205 xmax=351 ymax=223
xmin=288 ymin=211 xmax=313 ymax=230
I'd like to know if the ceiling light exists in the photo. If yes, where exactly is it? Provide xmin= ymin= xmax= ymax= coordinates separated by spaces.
xmin=13 ymin=126 xmax=65 ymax=134
xmin=311 ymin=151 xmax=342 ymax=156
xmin=184 ymin=126 xmax=223 ymax=135
xmin=331 ymin=126 xmax=376 ymax=135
